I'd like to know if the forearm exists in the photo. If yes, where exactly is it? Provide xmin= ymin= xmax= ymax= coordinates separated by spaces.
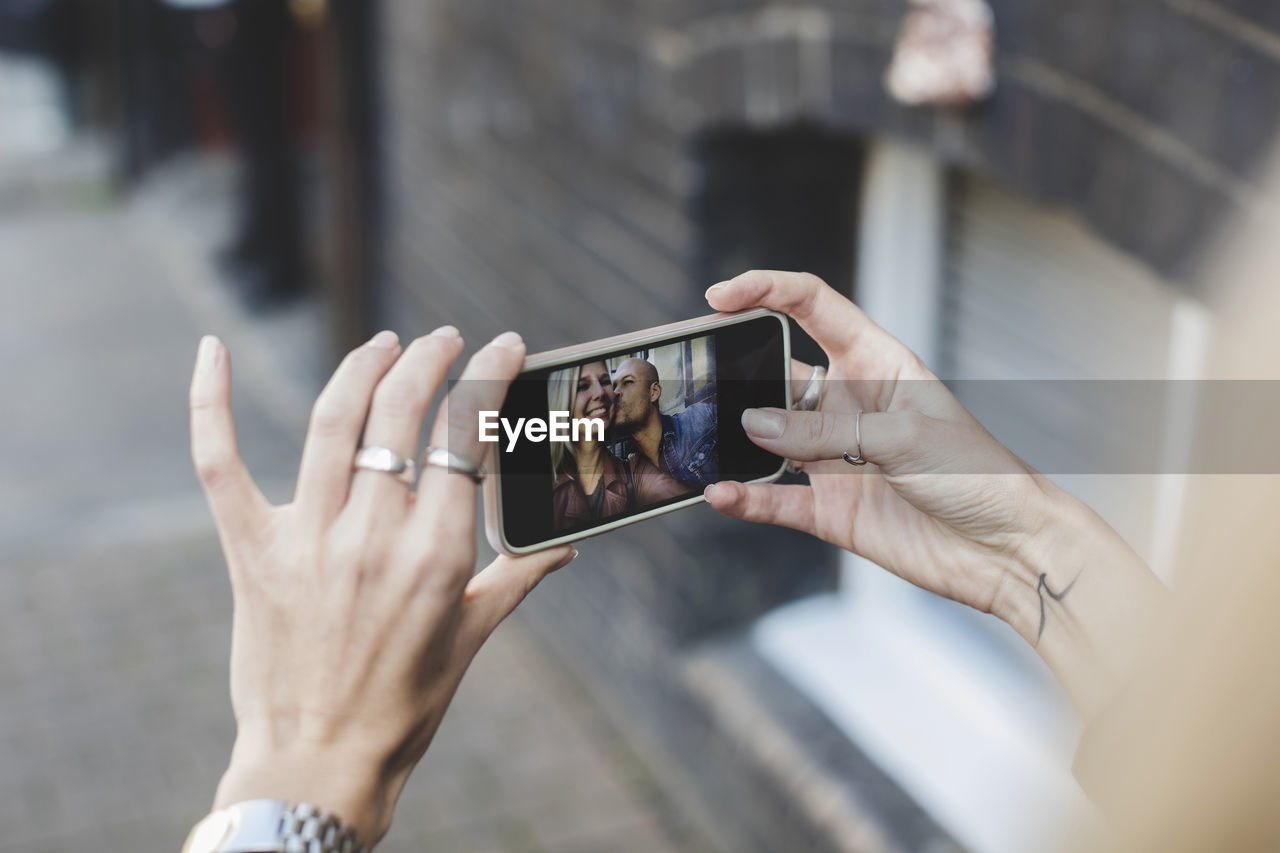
xmin=997 ymin=482 xmax=1168 ymax=722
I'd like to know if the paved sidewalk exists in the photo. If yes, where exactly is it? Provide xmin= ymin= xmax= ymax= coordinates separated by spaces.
xmin=0 ymin=151 xmax=708 ymax=853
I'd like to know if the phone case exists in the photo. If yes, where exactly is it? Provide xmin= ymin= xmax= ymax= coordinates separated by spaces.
xmin=483 ymin=308 xmax=792 ymax=555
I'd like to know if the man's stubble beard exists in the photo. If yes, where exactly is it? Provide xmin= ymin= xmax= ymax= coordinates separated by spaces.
xmin=607 ymin=398 xmax=643 ymax=438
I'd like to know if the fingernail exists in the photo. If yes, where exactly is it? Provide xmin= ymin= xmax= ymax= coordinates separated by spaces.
xmin=490 ymin=331 xmax=524 ymax=350
xmin=553 ymin=548 xmax=579 ymax=571
xmin=704 ymin=281 xmax=730 ymax=298
xmin=368 ymin=330 xmax=399 ymax=349
xmin=741 ymin=407 xmax=785 ymax=439
xmin=197 ymin=335 xmax=221 ymax=372
xmin=704 ymin=482 xmax=724 ymax=502
xmin=429 ymin=324 xmax=461 ymax=339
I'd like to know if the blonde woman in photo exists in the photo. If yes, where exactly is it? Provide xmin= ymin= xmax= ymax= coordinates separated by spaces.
xmin=548 ymin=360 xmax=686 ymax=532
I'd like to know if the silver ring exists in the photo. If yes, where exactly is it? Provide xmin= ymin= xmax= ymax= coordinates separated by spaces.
xmin=786 ymin=366 xmax=829 ymax=473
xmin=843 ymin=410 xmax=868 ymax=467
xmin=796 ymin=365 xmax=827 ymax=412
xmin=421 ymin=447 xmax=485 ymax=485
xmin=354 ymin=445 xmax=416 ymax=485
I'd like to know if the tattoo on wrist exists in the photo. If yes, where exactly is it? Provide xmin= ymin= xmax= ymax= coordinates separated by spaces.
xmin=1035 ymin=572 xmax=1080 ymax=644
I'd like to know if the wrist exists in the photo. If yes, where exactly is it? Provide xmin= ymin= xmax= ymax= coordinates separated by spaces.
xmin=214 ymin=736 xmax=397 ymax=846
xmin=996 ymin=479 xmax=1167 ymax=720
xmin=992 ymin=479 xmax=1090 ymax=642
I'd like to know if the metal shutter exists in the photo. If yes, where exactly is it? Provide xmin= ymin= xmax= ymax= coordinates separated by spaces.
xmin=940 ymin=176 xmax=1185 ymax=562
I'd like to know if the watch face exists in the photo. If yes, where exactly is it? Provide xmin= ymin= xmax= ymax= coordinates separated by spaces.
xmin=182 ymin=809 xmax=238 ymax=853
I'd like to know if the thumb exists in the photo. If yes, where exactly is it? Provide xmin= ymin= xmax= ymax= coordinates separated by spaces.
xmin=460 ymin=546 xmax=578 ymax=641
xmin=740 ymin=407 xmax=1012 ymax=475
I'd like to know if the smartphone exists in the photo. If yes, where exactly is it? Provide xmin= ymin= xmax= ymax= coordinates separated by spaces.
xmin=483 ymin=308 xmax=792 ymax=555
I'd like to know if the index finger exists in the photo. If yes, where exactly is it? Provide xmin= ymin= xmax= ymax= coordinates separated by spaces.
xmin=189 ymin=336 xmax=270 ymax=541
xmin=704 ymin=270 xmax=892 ymax=362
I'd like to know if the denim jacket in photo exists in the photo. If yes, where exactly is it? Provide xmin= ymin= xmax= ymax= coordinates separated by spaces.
xmin=655 ymin=400 xmax=719 ymax=490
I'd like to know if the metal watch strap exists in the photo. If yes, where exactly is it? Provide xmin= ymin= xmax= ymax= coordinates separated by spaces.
xmin=279 ymin=802 xmax=365 ymax=853
xmin=184 ymin=799 xmax=367 ymax=853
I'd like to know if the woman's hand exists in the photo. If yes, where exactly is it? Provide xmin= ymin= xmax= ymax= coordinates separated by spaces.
xmin=189 ymin=328 xmax=575 ymax=845
xmin=703 ymin=271 xmax=1164 ymax=719
xmin=704 ymin=271 xmax=1051 ymax=623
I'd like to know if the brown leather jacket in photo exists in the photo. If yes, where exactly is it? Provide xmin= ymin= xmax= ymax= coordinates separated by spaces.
xmin=552 ymin=450 xmax=689 ymax=532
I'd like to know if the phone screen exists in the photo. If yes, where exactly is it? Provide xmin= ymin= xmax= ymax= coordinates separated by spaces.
xmin=495 ymin=314 xmax=788 ymax=549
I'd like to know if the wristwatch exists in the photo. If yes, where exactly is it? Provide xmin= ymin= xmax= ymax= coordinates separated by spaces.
xmin=181 ymin=799 xmax=367 ymax=853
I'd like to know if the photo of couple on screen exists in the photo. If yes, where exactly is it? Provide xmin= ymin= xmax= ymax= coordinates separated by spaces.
xmin=548 ymin=335 xmax=719 ymax=533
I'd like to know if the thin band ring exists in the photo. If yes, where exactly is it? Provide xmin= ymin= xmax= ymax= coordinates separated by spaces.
xmin=796 ymin=365 xmax=827 ymax=412
xmin=421 ymin=446 xmax=485 ymax=485
xmin=353 ymin=445 xmax=416 ymax=486
xmin=843 ymin=411 xmax=868 ymax=467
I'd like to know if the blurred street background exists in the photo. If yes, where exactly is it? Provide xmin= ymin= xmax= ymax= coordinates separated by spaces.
xmin=3 ymin=1 xmax=1279 ymax=852
xmin=0 ymin=20 xmax=708 ymax=852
